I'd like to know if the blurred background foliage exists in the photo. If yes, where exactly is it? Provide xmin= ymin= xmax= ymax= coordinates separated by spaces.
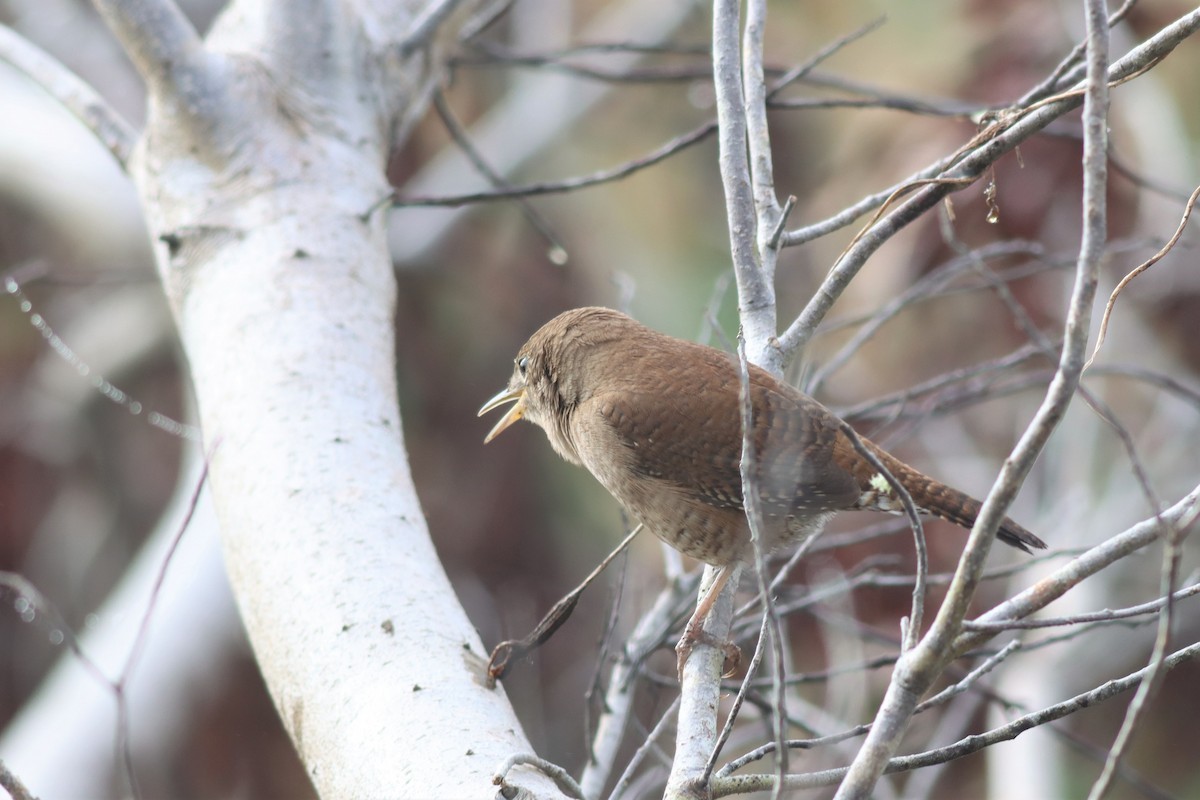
xmin=1 ymin=0 xmax=1199 ymax=797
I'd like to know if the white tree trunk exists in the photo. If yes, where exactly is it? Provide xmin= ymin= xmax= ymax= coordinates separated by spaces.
xmin=84 ymin=0 xmax=566 ymax=795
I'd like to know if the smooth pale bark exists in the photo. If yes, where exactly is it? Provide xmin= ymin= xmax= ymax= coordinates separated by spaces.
xmin=91 ymin=1 xmax=566 ymax=795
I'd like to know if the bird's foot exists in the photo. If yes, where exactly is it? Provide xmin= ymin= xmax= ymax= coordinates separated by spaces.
xmin=675 ymin=629 xmax=741 ymax=681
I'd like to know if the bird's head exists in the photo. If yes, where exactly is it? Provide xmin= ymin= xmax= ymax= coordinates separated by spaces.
xmin=478 ymin=307 xmax=638 ymax=461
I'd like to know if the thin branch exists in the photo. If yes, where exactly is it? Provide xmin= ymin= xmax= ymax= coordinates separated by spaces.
xmin=2 ymin=275 xmax=200 ymax=442
xmin=734 ymin=332 xmax=789 ymax=787
xmin=390 ymin=120 xmax=717 ymax=206
xmin=394 ymin=18 xmax=887 ymax=218
xmin=954 ymin=482 xmax=1200 ymax=656
xmin=492 ymin=753 xmax=584 ymax=800
xmin=431 ymin=89 xmax=567 ymax=259
xmin=91 ymin=0 xmax=209 ymax=102
xmin=834 ymin=422 xmax=926 ymax=652
xmin=964 ymin=582 xmax=1200 ymax=632
xmin=837 ymin=343 xmax=1048 ymax=428
xmin=831 ymin=2 xmax=1112 ymax=794
xmin=767 ymin=94 xmax=976 ymax=117
xmin=485 ymin=525 xmax=642 ymax=686
xmin=715 ymin=641 xmax=1021 ymax=779
xmin=583 ymin=549 xmax=628 ymax=764
xmin=1015 ymin=0 xmax=1139 ymax=105
xmin=1085 ymin=183 xmax=1200 ymax=371
xmin=113 ymin=452 xmax=212 ymax=799
xmin=763 ymin=18 xmax=886 ymax=101
xmin=709 ymin=640 xmax=1200 ymax=796
xmin=581 ymin=581 xmax=681 ymax=799
xmin=1104 ymin=138 xmax=1197 ymax=201
xmin=1087 ymin=364 xmax=1200 ymax=411
xmin=936 ymin=211 xmax=1169 ymax=539
xmin=465 ymin=40 xmax=712 ymax=60
xmin=922 ymin=640 xmax=1023 ymax=709
xmin=607 ymin=696 xmax=681 ymax=800
xmin=704 ymin=612 xmax=770 ymax=785
xmin=712 ymin=0 xmax=773 ymax=360
xmin=400 ymin=0 xmax=471 ymax=55
xmin=0 ymin=760 xmax=38 ymax=800
xmin=742 ymin=0 xmax=781 ymax=306
xmin=457 ymin=52 xmax=712 ymax=84
xmin=1088 ymin=508 xmax=1189 ymax=799
xmin=932 ymin=0 xmax=1106 ymax=659
xmin=0 ymin=24 xmax=136 ymax=167
xmin=805 ymin=240 xmax=1050 ymax=394
xmin=778 ymin=6 xmax=1200 ymax=360
xmin=460 ymin=18 xmax=884 ymax=91
xmin=0 ymin=453 xmax=212 ymax=800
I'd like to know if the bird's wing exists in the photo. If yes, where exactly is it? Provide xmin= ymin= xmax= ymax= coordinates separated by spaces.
xmin=573 ymin=355 xmax=860 ymax=515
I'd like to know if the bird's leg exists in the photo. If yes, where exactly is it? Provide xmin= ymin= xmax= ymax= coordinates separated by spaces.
xmin=676 ymin=564 xmax=741 ymax=680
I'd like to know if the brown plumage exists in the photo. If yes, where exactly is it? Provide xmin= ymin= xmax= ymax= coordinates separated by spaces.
xmin=480 ymin=307 xmax=1045 ymax=567
xmin=480 ymin=307 xmax=1045 ymax=676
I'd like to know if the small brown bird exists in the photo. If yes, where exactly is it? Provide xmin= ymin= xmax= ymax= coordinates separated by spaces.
xmin=480 ymin=307 xmax=1044 ymax=671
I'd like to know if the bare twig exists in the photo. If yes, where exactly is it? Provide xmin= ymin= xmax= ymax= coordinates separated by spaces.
xmin=835 ymin=422 xmax=927 ymax=653
xmin=761 ymin=18 xmax=889 ymax=107
xmin=767 ymin=94 xmax=975 ymax=116
xmin=668 ymin=0 xmax=781 ymax=794
xmin=805 ymin=239 xmax=1050 ymax=394
xmin=779 ymin=6 xmax=1200 ymax=360
xmin=709 ymin=639 xmax=1200 ymax=796
xmin=1016 ymin=0 xmax=1139 ymax=105
xmin=742 ymin=0 xmax=781 ymax=334
xmin=392 ymin=120 xmax=717 ymax=206
xmin=486 ymin=525 xmax=642 ymax=686
xmin=0 ymin=453 xmax=212 ymax=800
xmin=1087 ymin=364 xmax=1200 ymax=411
xmin=712 ymin=0 xmax=774 ymax=362
xmin=715 ymin=642 xmax=1021 ymax=779
xmin=1088 ymin=512 xmax=1190 ymax=799
xmin=400 ymin=0 xmax=470 ymax=55
xmin=115 ymin=452 xmax=213 ymax=799
xmin=607 ymin=696 xmax=681 ymax=800
xmin=836 ymin=342 xmax=1049 ymax=425
xmin=734 ymin=331 xmax=789 ymax=788
xmin=431 ymin=89 xmax=567 ymax=259
xmin=703 ymin=613 xmax=770 ymax=785
xmin=91 ymin=0 xmax=212 ymax=104
xmin=1085 ymin=183 xmax=1200 ymax=371
xmin=830 ymin=2 xmax=1112 ymax=795
xmin=493 ymin=753 xmax=584 ymax=800
xmin=954 ymin=483 xmax=1200 ymax=656
xmin=964 ymin=582 xmax=1200 ymax=632
xmin=0 ymin=760 xmax=38 ymax=800
xmin=0 ymin=24 xmax=136 ymax=167
xmin=582 ymin=581 xmax=680 ymax=799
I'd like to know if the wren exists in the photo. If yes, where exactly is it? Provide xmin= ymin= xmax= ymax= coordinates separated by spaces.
xmin=479 ymin=307 xmax=1044 ymax=673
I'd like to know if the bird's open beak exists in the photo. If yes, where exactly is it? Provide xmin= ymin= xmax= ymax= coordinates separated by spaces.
xmin=478 ymin=387 xmax=526 ymax=443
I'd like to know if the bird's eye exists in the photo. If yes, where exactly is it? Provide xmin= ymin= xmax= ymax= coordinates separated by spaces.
xmin=517 ymin=356 xmax=529 ymax=376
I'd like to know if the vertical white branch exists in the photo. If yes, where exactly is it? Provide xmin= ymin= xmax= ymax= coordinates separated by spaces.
xmin=711 ymin=0 xmax=774 ymax=360
xmin=740 ymin=0 xmax=782 ymax=372
xmin=666 ymin=4 xmax=762 ymax=792
xmin=670 ymin=1 xmax=790 ymax=795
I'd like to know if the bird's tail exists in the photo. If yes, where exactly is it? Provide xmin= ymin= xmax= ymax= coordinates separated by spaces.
xmin=868 ymin=445 xmax=1047 ymax=553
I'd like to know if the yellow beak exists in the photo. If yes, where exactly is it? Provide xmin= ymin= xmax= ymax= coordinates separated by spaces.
xmin=478 ymin=387 xmax=526 ymax=443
